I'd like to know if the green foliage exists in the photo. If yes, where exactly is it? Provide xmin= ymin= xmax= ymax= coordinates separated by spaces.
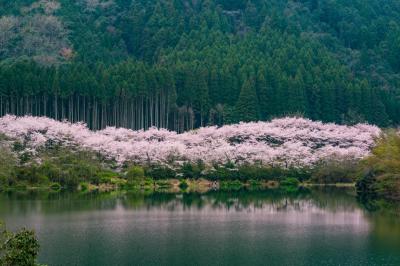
xmin=79 ymin=182 xmax=89 ymax=192
xmin=0 ymin=143 xmax=17 ymax=187
xmin=49 ymin=182 xmax=61 ymax=191
xmin=207 ymin=166 xmax=239 ymax=181
xmin=234 ymin=78 xmax=260 ymax=122
xmin=126 ymin=166 xmax=145 ymax=182
xmin=311 ymin=160 xmax=358 ymax=184
xmin=16 ymin=165 xmax=48 ymax=185
xmin=238 ymin=165 xmax=282 ymax=181
xmin=248 ymin=179 xmax=263 ymax=190
xmin=97 ymin=170 xmax=118 ymax=184
xmin=179 ymin=180 xmax=189 ymax=191
xmin=38 ymin=149 xmax=115 ymax=188
xmin=143 ymin=178 xmax=155 ymax=187
xmin=219 ymin=180 xmax=244 ymax=191
xmin=357 ymin=131 xmax=400 ymax=203
xmin=0 ymin=222 xmax=41 ymax=266
xmin=180 ymin=162 xmax=205 ymax=179
xmin=2 ymin=147 xmax=121 ymax=189
xmin=206 ymin=164 xmax=310 ymax=182
xmin=145 ymin=166 xmax=176 ymax=180
xmin=280 ymin=177 xmax=300 ymax=187
xmin=280 ymin=177 xmax=300 ymax=192
xmin=155 ymin=180 xmax=172 ymax=189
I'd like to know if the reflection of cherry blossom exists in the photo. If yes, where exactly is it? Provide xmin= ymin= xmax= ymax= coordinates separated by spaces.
xmin=0 ymin=115 xmax=381 ymax=168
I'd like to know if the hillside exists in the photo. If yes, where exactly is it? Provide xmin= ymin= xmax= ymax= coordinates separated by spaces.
xmin=1 ymin=0 xmax=400 ymax=130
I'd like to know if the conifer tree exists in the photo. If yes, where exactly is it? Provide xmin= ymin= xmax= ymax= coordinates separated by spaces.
xmin=256 ymin=70 xmax=270 ymax=120
xmin=234 ymin=78 xmax=260 ymax=122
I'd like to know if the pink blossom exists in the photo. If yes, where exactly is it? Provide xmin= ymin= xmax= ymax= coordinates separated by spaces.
xmin=0 ymin=115 xmax=381 ymax=168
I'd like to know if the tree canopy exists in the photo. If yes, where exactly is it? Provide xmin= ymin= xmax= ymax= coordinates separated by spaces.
xmin=1 ymin=0 xmax=400 ymax=129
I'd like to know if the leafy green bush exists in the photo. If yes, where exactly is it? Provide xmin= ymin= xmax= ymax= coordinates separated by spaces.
xmin=248 ymin=179 xmax=263 ymax=190
xmin=97 ymin=170 xmax=118 ymax=184
xmin=280 ymin=177 xmax=300 ymax=192
xmin=16 ymin=165 xmax=48 ymax=185
xmin=0 ymin=143 xmax=17 ymax=187
xmin=0 ymin=222 xmax=41 ymax=266
xmin=179 ymin=179 xmax=189 ymax=190
xmin=238 ymin=165 xmax=285 ymax=181
xmin=37 ymin=149 xmax=117 ymax=188
xmin=280 ymin=177 xmax=300 ymax=187
xmin=219 ymin=180 xmax=244 ymax=191
xmin=126 ymin=166 xmax=145 ymax=182
xmin=38 ymin=162 xmax=62 ymax=183
xmin=49 ymin=182 xmax=61 ymax=191
xmin=145 ymin=166 xmax=175 ymax=180
xmin=311 ymin=160 xmax=357 ymax=184
xmin=180 ymin=162 xmax=204 ymax=179
xmin=206 ymin=166 xmax=239 ymax=181
xmin=206 ymin=165 xmax=310 ymax=182
xmin=156 ymin=180 xmax=172 ymax=189
xmin=143 ymin=178 xmax=155 ymax=187
xmin=79 ymin=182 xmax=89 ymax=191
xmin=357 ymin=132 xmax=400 ymax=203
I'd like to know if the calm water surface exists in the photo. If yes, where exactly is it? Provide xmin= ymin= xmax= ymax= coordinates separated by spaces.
xmin=0 ymin=188 xmax=399 ymax=266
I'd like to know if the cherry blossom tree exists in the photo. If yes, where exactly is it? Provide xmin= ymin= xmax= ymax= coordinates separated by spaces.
xmin=0 ymin=115 xmax=381 ymax=168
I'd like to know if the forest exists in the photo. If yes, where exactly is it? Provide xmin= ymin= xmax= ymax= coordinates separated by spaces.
xmin=1 ymin=0 xmax=400 ymax=130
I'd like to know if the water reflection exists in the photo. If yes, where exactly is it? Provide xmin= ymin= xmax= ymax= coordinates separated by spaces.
xmin=0 ymin=188 xmax=363 ymax=214
xmin=0 ymin=188 xmax=399 ymax=266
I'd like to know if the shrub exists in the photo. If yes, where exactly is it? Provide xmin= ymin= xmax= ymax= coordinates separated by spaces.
xmin=248 ymin=179 xmax=263 ymax=190
xmin=179 ymin=179 xmax=189 ymax=190
xmin=0 ymin=143 xmax=17 ymax=187
xmin=126 ymin=166 xmax=145 ymax=182
xmin=311 ymin=160 xmax=357 ymax=184
xmin=180 ymin=162 xmax=204 ymax=179
xmin=206 ymin=166 xmax=239 ymax=181
xmin=156 ymin=180 xmax=172 ymax=189
xmin=16 ymin=165 xmax=48 ymax=185
xmin=97 ymin=170 xmax=118 ymax=184
xmin=38 ymin=162 xmax=62 ymax=183
xmin=280 ymin=177 xmax=300 ymax=192
xmin=0 ymin=222 xmax=40 ymax=266
xmin=79 ymin=182 xmax=89 ymax=191
xmin=109 ymin=177 xmax=126 ymax=187
xmin=357 ymin=132 xmax=400 ymax=203
xmin=49 ymin=182 xmax=61 ymax=191
xmin=145 ymin=166 xmax=175 ymax=180
xmin=238 ymin=165 xmax=286 ymax=181
xmin=143 ymin=178 xmax=155 ymax=186
xmin=219 ymin=180 xmax=244 ymax=191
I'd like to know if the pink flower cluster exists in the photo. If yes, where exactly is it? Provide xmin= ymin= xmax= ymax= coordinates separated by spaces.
xmin=0 ymin=115 xmax=381 ymax=168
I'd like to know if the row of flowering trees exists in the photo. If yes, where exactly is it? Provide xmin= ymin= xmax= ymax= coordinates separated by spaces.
xmin=0 ymin=115 xmax=381 ymax=169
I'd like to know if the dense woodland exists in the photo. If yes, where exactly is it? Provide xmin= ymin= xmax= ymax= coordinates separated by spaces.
xmin=1 ymin=0 xmax=400 ymax=130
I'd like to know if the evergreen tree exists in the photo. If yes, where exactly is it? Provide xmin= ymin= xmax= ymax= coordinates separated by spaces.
xmin=256 ymin=70 xmax=271 ymax=120
xmin=234 ymin=78 xmax=260 ymax=122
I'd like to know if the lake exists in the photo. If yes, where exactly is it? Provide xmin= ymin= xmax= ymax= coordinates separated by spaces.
xmin=0 ymin=188 xmax=399 ymax=266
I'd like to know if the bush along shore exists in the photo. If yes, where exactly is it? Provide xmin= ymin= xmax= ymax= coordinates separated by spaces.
xmin=0 ymin=115 xmax=398 ymax=208
xmin=0 ymin=221 xmax=43 ymax=266
xmin=356 ymin=131 xmax=400 ymax=210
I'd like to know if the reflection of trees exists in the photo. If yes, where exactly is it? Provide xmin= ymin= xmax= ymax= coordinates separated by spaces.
xmin=365 ymin=210 xmax=400 ymax=249
xmin=0 ymin=187 xmax=363 ymax=215
xmin=0 ymin=190 xmax=120 ymax=214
